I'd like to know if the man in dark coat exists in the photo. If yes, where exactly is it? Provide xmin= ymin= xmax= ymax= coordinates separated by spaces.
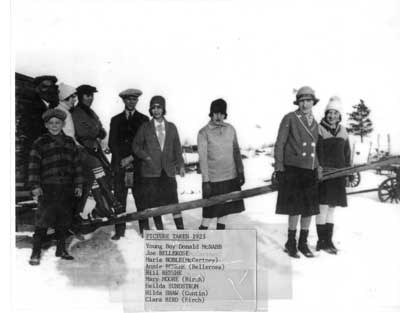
xmin=19 ymin=75 xmax=59 ymax=164
xmin=108 ymin=88 xmax=149 ymax=239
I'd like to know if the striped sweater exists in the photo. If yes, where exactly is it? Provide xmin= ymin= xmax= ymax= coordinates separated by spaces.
xmin=28 ymin=132 xmax=84 ymax=189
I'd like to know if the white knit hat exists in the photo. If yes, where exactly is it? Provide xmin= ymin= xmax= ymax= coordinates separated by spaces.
xmin=325 ymin=96 xmax=343 ymax=115
xmin=58 ymin=83 xmax=76 ymax=101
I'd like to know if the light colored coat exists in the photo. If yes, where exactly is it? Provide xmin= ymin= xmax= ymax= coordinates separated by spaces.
xmin=197 ymin=121 xmax=243 ymax=183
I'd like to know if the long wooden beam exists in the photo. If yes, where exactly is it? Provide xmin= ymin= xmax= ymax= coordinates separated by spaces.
xmin=76 ymin=155 xmax=400 ymax=232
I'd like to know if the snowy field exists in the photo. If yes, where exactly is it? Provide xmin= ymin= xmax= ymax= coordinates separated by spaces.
xmin=13 ymin=155 xmax=400 ymax=313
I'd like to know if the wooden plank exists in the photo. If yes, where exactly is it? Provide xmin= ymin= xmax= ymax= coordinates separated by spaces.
xmin=76 ymin=156 xmax=400 ymax=231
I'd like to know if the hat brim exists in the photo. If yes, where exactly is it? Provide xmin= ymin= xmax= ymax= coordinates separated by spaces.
xmin=293 ymin=97 xmax=319 ymax=105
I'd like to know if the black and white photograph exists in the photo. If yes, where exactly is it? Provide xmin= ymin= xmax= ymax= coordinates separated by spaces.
xmin=5 ymin=0 xmax=400 ymax=312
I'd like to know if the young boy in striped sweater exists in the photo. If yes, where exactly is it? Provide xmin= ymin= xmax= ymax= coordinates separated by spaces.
xmin=28 ymin=108 xmax=83 ymax=266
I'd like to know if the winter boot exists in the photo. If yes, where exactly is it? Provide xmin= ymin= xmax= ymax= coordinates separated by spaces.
xmin=97 ymin=176 xmax=121 ymax=215
xmin=298 ymin=229 xmax=314 ymax=258
xmin=316 ymin=224 xmax=335 ymax=254
xmin=153 ymin=216 xmax=164 ymax=230
xmin=112 ymin=223 xmax=126 ymax=240
xmin=173 ymin=217 xmax=184 ymax=230
xmin=29 ymin=228 xmax=45 ymax=266
xmin=199 ymin=225 xmax=208 ymax=230
xmin=325 ymin=223 xmax=338 ymax=254
xmin=316 ymin=224 xmax=327 ymax=251
xmin=55 ymin=230 xmax=74 ymax=260
xmin=284 ymin=229 xmax=300 ymax=258
xmin=216 ymin=223 xmax=226 ymax=230
xmin=139 ymin=219 xmax=150 ymax=237
xmin=91 ymin=188 xmax=114 ymax=218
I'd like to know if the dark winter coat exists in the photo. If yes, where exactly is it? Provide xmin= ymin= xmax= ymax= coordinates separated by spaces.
xmin=28 ymin=132 xmax=83 ymax=228
xmin=318 ymin=120 xmax=351 ymax=169
xmin=108 ymin=110 xmax=149 ymax=170
xmin=318 ymin=119 xmax=350 ymax=207
xmin=274 ymin=110 xmax=320 ymax=171
xmin=71 ymin=104 xmax=106 ymax=150
xmin=20 ymin=95 xmax=52 ymax=149
xmin=132 ymin=119 xmax=184 ymax=178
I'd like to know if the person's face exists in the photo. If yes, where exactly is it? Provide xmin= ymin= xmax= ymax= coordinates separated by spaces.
xmin=45 ymin=117 xmax=65 ymax=135
xmin=211 ymin=112 xmax=225 ymax=124
xmin=326 ymin=109 xmax=341 ymax=125
xmin=298 ymin=98 xmax=314 ymax=113
xmin=64 ymin=94 xmax=77 ymax=110
xmin=81 ymin=93 xmax=94 ymax=107
xmin=36 ymin=80 xmax=58 ymax=102
xmin=151 ymin=104 xmax=164 ymax=120
xmin=123 ymin=96 xmax=138 ymax=111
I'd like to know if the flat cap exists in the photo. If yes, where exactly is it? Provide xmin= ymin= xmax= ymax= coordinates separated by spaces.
xmin=76 ymin=84 xmax=98 ymax=95
xmin=119 ymin=88 xmax=143 ymax=98
xmin=42 ymin=108 xmax=67 ymax=122
xmin=33 ymin=75 xmax=58 ymax=86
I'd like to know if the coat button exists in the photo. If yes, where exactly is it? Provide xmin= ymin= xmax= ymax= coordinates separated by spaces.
xmin=311 ymin=142 xmax=315 ymax=147
xmin=302 ymin=152 xmax=306 ymax=156
xmin=303 ymin=142 xmax=307 ymax=146
xmin=311 ymin=153 xmax=315 ymax=157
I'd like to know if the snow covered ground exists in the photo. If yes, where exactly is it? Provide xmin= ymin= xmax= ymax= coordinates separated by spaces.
xmin=12 ymin=155 xmax=400 ymax=313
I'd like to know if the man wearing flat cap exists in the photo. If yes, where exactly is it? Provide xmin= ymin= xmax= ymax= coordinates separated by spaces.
xmin=72 ymin=84 xmax=120 ymax=219
xmin=108 ymin=88 xmax=149 ymax=239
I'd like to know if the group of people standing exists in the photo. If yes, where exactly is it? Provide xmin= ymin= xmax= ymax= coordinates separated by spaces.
xmin=24 ymin=76 xmax=245 ymax=266
xmin=275 ymin=86 xmax=351 ymax=258
xmin=22 ymin=76 xmax=350 ymax=265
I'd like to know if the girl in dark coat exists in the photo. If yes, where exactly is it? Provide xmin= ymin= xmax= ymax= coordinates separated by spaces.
xmin=274 ymin=86 xmax=322 ymax=258
xmin=316 ymin=96 xmax=351 ymax=254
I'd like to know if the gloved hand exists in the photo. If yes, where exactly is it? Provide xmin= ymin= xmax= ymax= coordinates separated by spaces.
xmin=74 ymin=187 xmax=83 ymax=197
xmin=32 ymin=187 xmax=43 ymax=199
xmin=202 ymin=182 xmax=212 ymax=199
xmin=237 ymin=173 xmax=245 ymax=186
xmin=275 ymin=171 xmax=285 ymax=187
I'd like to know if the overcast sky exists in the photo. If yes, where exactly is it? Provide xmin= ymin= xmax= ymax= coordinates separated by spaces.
xmin=14 ymin=0 xmax=400 ymax=151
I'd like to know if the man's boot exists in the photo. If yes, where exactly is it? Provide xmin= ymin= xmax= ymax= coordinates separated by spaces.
xmin=55 ymin=229 xmax=74 ymax=260
xmin=325 ymin=223 xmax=338 ymax=254
xmin=96 ymin=176 xmax=122 ymax=214
xmin=153 ymin=216 xmax=164 ymax=230
xmin=298 ymin=229 xmax=314 ymax=258
xmin=112 ymin=223 xmax=126 ymax=240
xmin=284 ymin=229 xmax=300 ymax=258
xmin=173 ymin=217 xmax=184 ymax=230
xmin=29 ymin=228 xmax=45 ymax=266
xmin=91 ymin=187 xmax=114 ymax=218
xmin=138 ymin=218 xmax=150 ymax=237
xmin=199 ymin=225 xmax=208 ymax=230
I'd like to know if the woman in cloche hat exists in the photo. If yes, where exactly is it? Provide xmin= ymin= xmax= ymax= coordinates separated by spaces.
xmin=274 ymin=86 xmax=323 ymax=258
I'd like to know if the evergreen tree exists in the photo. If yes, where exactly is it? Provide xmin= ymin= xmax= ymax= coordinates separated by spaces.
xmin=347 ymin=99 xmax=373 ymax=143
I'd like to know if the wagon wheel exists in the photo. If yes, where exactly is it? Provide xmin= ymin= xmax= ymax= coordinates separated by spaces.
xmin=378 ymin=178 xmax=399 ymax=203
xmin=346 ymin=172 xmax=361 ymax=187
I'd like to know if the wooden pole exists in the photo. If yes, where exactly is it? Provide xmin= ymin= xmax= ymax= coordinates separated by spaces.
xmin=75 ymin=156 xmax=400 ymax=232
